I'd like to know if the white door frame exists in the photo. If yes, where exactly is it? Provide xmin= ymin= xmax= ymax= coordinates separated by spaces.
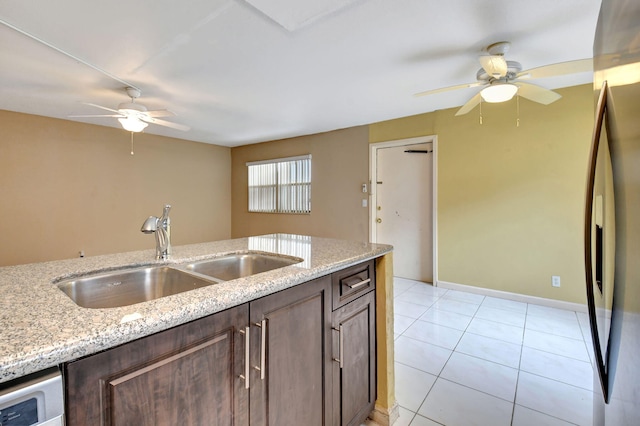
xmin=369 ymin=135 xmax=438 ymax=285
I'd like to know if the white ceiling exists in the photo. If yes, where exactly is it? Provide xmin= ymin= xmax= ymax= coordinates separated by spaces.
xmin=0 ymin=0 xmax=601 ymax=147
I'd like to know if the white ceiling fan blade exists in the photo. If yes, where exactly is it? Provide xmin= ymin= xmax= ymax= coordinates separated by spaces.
xmin=515 ymin=82 xmax=562 ymax=105
xmin=518 ymin=58 xmax=592 ymax=79
xmin=455 ymin=92 xmax=482 ymax=116
xmin=479 ymin=55 xmax=508 ymax=78
xmin=145 ymin=109 xmax=176 ymax=118
xmin=140 ymin=116 xmax=190 ymax=131
xmin=414 ymin=81 xmax=484 ymax=97
xmin=68 ymin=114 xmax=123 ymax=118
xmin=83 ymin=102 xmax=121 ymax=114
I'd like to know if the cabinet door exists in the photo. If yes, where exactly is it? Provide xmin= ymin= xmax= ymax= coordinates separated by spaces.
xmin=64 ymin=304 xmax=249 ymax=426
xmin=331 ymin=291 xmax=376 ymax=426
xmin=249 ymin=276 xmax=332 ymax=426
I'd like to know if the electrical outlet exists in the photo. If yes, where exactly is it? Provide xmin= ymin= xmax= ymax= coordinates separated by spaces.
xmin=552 ymin=276 xmax=561 ymax=288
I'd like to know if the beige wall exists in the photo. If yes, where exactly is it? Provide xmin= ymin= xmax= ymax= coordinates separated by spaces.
xmin=0 ymin=110 xmax=231 ymax=266
xmin=3 ymin=84 xmax=594 ymax=304
xmin=371 ymin=84 xmax=593 ymax=304
xmin=231 ymin=126 xmax=370 ymax=241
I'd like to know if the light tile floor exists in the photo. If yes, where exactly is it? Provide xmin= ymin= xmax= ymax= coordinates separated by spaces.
xmin=392 ymin=277 xmax=595 ymax=426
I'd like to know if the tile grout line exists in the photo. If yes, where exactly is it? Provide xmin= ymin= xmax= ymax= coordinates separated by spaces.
xmin=509 ymin=302 xmax=529 ymax=425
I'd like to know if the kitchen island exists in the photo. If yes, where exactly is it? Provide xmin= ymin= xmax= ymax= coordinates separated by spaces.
xmin=0 ymin=234 xmax=396 ymax=425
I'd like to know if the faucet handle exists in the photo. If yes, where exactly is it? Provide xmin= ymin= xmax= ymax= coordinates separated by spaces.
xmin=161 ymin=205 xmax=171 ymax=220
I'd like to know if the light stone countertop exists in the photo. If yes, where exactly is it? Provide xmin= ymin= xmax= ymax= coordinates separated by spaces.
xmin=0 ymin=234 xmax=392 ymax=384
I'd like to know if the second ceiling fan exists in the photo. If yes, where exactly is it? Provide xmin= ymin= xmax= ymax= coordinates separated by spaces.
xmin=414 ymin=41 xmax=592 ymax=116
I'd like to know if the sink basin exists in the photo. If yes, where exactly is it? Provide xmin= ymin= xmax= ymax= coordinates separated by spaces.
xmin=56 ymin=253 xmax=303 ymax=309
xmin=182 ymin=253 xmax=302 ymax=281
xmin=57 ymin=266 xmax=219 ymax=309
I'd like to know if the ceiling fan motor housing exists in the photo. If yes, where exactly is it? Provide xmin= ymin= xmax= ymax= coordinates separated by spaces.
xmin=118 ymin=102 xmax=148 ymax=114
xmin=476 ymin=60 xmax=522 ymax=82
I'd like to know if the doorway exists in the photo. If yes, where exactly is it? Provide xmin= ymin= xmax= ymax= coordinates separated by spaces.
xmin=370 ymin=136 xmax=437 ymax=283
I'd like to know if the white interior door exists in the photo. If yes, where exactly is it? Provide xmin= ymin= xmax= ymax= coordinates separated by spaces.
xmin=375 ymin=142 xmax=433 ymax=282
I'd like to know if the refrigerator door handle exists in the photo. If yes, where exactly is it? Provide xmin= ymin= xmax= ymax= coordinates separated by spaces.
xmin=584 ymin=79 xmax=610 ymax=403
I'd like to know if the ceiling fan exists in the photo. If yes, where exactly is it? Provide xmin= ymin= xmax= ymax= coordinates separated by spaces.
xmin=70 ymin=87 xmax=190 ymax=132
xmin=414 ymin=41 xmax=592 ymax=116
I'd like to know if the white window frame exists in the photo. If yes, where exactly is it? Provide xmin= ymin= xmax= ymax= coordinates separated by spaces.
xmin=247 ymin=154 xmax=312 ymax=214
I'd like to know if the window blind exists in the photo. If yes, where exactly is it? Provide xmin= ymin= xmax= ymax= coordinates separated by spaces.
xmin=247 ymin=155 xmax=311 ymax=213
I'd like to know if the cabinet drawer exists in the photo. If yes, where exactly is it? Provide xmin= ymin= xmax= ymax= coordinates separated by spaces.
xmin=332 ymin=260 xmax=375 ymax=310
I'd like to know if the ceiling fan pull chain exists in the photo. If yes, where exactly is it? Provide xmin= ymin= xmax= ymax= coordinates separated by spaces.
xmin=130 ymin=131 xmax=135 ymax=155
xmin=479 ymin=98 xmax=483 ymax=124
xmin=516 ymin=94 xmax=520 ymax=127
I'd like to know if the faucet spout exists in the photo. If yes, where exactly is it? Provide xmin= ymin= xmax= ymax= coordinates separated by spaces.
xmin=141 ymin=216 xmax=157 ymax=233
xmin=141 ymin=204 xmax=172 ymax=260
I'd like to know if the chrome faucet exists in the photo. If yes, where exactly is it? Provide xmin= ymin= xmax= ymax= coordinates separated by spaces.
xmin=141 ymin=205 xmax=172 ymax=260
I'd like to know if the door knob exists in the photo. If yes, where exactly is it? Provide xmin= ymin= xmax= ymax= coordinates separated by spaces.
xmin=376 ymin=218 xmax=382 ymax=223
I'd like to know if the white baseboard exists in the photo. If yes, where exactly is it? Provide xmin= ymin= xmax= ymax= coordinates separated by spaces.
xmin=436 ymin=280 xmax=588 ymax=313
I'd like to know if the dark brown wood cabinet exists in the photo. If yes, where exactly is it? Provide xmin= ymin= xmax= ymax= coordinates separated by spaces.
xmin=331 ymin=291 xmax=376 ymax=426
xmin=64 ymin=304 xmax=249 ymax=426
xmin=249 ymin=276 xmax=332 ymax=425
xmin=63 ymin=261 xmax=375 ymax=426
xmin=331 ymin=261 xmax=377 ymax=426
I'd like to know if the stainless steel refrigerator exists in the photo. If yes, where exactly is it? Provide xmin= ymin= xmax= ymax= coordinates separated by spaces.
xmin=587 ymin=0 xmax=640 ymax=424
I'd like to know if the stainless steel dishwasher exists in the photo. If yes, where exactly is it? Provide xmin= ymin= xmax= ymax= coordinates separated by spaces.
xmin=0 ymin=367 xmax=64 ymax=425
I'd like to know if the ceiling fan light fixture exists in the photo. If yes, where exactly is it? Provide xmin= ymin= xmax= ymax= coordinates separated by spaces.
xmin=480 ymin=83 xmax=518 ymax=103
xmin=118 ymin=116 xmax=148 ymax=132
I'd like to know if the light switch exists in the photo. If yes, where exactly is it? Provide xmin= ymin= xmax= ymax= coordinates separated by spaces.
xmin=362 ymin=199 xmax=368 ymax=207
xmin=362 ymin=183 xmax=368 ymax=193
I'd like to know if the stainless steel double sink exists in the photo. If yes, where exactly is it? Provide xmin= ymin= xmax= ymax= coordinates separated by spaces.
xmin=56 ymin=253 xmax=302 ymax=309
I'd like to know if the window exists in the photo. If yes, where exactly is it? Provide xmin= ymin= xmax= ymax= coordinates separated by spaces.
xmin=247 ymin=155 xmax=311 ymax=213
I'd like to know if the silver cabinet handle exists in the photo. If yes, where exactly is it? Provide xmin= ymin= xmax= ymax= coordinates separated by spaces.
xmin=345 ymin=277 xmax=370 ymax=289
xmin=254 ymin=320 xmax=267 ymax=380
xmin=332 ymin=325 xmax=344 ymax=369
xmin=238 ymin=326 xmax=250 ymax=389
